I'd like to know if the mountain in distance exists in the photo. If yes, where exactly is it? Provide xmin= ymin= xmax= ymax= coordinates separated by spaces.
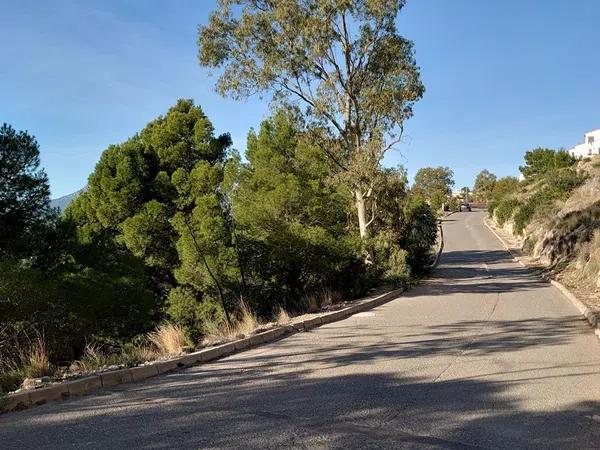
xmin=50 ymin=188 xmax=85 ymax=211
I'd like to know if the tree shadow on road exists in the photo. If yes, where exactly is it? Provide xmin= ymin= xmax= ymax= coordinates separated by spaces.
xmin=413 ymin=249 xmax=550 ymax=296
xmin=2 ymin=365 xmax=598 ymax=449
xmin=2 ymin=311 xmax=599 ymax=449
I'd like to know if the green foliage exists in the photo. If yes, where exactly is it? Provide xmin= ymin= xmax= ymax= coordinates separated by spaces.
xmin=371 ymin=231 xmax=411 ymax=286
xmin=494 ymin=198 xmax=518 ymax=226
xmin=2 ymin=102 xmax=439 ymax=369
xmin=512 ymin=168 xmax=586 ymax=234
xmin=412 ymin=167 xmax=454 ymax=211
xmin=0 ymin=371 xmax=24 ymax=395
xmin=229 ymin=110 xmax=364 ymax=315
xmin=400 ymin=195 xmax=439 ymax=273
xmin=519 ymin=148 xmax=576 ymax=180
xmin=492 ymin=176 xmax=519 ymax=200
xmin=198 ymin=0 xmax=424 ymax=239
xmin=473 ymin=169 xmax=496 ymax=202
xmin=0 ymin=123 xmax=57 ymax=262
xmin=67 ymin=98 xmax=236 ymax=334
xmin=166 ymin=287 xmax=224 ymax=342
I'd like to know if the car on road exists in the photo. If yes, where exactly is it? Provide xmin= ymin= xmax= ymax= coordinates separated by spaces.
xmin=460 ymin=203 xmax=472 ymax=212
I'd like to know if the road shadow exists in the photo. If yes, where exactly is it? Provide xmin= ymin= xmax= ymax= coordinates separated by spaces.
xmin=412 ymin=249 xmax=548 ymax=296
xmin=2 ymin=362 xmax=598 ymax=449
xmin=2 ymin=302 xmax=599 ymax=449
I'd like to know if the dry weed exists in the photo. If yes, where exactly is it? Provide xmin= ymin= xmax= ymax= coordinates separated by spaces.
xmin=19 ymin=336 xmax=51 ymax=378
xmin=148 ymin=323 xmax=188 ymax=355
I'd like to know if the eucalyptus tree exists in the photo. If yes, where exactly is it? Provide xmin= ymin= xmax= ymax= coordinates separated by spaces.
xmin=198 ymin=0 xmax=424 ymax=239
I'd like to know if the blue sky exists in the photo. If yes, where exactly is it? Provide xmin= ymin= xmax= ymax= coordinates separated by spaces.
xmin=2 ymin=0 xmax=599 ymax=198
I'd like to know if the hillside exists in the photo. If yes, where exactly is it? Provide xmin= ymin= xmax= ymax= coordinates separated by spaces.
xmin=49 ymin=189 xmax=83 ymax=211
xmin=488 ymin=154 xmax=600 ymax=311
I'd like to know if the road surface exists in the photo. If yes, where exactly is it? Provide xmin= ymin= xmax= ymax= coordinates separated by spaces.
xmin=2 ymin=211 xmax=600 ymax=449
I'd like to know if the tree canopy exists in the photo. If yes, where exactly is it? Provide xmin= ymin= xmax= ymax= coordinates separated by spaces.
xmin=67 ymin=99 xmax=237 ymax=330
xmin=0 ymin=123 xmax=55 ymax=259
xmin=473 ymin=169 xmax=497 ymax=202
xmin=198 ymin=0 xmax=424 ymax=238
xmin=411 ymin=166 xmax=454 ymax=210
xmin=518 ymin=148 xmax=576 ymax=180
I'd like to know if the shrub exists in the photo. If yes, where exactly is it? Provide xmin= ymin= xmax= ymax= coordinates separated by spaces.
xmin=400 ymin=195 xmax=438 ymax=274
xmin=513 ymin=203 xmax=536 ymax=235
xmin=371 ymin=231 xmax=411 ymax=286
xmin=0 ymin=371 xmax=24 ymax=395
xmin=495 ymin=198 xmax=517 ymax=226
xmin=513 ymin=169 xmax=586 ymax=234
xmin=166 ymin=286 xmax=224 ymax=342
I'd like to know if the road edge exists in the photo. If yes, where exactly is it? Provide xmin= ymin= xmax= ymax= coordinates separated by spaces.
xmin=483 ymin=217 xmax=600 ymax=341
xmin=0 ymin=287 xmax=405 ymax=415
xmin=427 ymin=210 xmax=455 ymax=270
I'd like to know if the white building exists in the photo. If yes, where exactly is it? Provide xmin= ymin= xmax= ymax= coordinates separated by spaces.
xmin=568 ymin=129 xmax=600 ymax=158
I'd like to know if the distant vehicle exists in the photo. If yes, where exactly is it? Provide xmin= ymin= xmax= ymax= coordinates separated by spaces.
xmin=460 ymin=203 xmax=472 ymax=212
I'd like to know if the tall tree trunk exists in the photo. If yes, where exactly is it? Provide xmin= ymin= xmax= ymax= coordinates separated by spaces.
xmin=355 ymin=189 xmax=368 ymax=239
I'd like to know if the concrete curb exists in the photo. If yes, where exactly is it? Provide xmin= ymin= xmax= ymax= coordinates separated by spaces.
xmin=428 ymin=222 xmax=444 ymax=270
xmin=483 ymin=218 xmax=527 ymax=267
xmin=483 ymin=218 xmax=600 ymax=340
xmin=427 ymin=211 xmax=452 ymax=271
xmin=0 ymin=288 xmax=404 ymax=414
xmin=550 ymin=280 xmax=600 ymax=339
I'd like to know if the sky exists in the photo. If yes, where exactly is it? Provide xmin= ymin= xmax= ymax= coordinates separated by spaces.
xmin=2 ymin=0 xmax=599 ymax=198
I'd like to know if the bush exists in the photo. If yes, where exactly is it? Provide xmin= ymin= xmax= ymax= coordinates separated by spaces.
xmin=401 ymin=196 xmax=438 ymax=273
xmin=166 ymin=286 xmax=225 ymax=342
xmin=495 ymin=198 xmax=517 ymax=226
xmin=371 ymin=231 xmax=411 ymax=287
xmin=0 ymin=371 xmax=24 ymax=395
xmin=513 ymin=168 xmax=586 ymax=234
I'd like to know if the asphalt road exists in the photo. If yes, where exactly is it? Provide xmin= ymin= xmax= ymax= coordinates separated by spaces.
xmin=2 ymin=210 xmax=600 ymax=449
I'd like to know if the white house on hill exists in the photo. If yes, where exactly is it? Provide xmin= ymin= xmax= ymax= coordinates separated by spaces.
xmin=568 ymin=129 xmax=600 ymax=158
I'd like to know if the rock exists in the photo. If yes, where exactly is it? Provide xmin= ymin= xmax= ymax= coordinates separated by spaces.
xmin=21 ymin=378 xmax=42 ymax=390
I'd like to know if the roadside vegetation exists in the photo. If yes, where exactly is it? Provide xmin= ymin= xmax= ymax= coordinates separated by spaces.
xmin=0 ymin=1 xmax=442 ymax=395
xmin=484 ymin=148 xmax=600 ymax=309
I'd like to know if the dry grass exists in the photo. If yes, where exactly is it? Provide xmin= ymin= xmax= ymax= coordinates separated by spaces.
xmin=276 ymin=307 xmax=291 ymax=325
xmin=202 ymin=320 xmax=236 ymax=345
xmin=19 ymin=337 xmax=51 ymax=378
xmin=306 ymin=294 xmax=319 ymax=313
xmin=305 ymin=288 xmax=342 ymax=313
xmin=581 ymin=230 xmax=600 ymax=286
xmin=71 ymin=343 xmax=110 ymax=373
xmin=236 ymin=301 xmax=259 ymax=335
xmin=321 ymin=287 xmax=342 ymax=306
xmin=202 ymin=301 xmax=261 ymax=345
xmin=130 ymin=345 xmax=158 ymax=363
xmin=71 ymin=342 xmax=159 ymax=374
xmin=148 ymin=323 xmax=188 ymax=356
